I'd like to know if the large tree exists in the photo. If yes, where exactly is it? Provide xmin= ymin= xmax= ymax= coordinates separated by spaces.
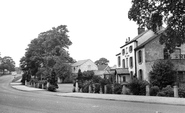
xmin=149 ymin=60 xmax=176 ymax=89
xmin=20 ymin=25 xmax=74 ymax=88
xmin=128 ymin=0 xmax=185 ymax=53
xmin=0 ymin=56 xmax=15 ymax=74
xmin=95 ymin=57 xmax=109 ymax=65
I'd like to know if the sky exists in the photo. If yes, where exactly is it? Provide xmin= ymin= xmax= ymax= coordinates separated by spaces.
xmin=0 ymin=0 xmax=139 ymax=67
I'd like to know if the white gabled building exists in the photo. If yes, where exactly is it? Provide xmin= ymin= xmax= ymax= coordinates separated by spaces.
xmin=116 ymin=27 xmax=185 ymax=86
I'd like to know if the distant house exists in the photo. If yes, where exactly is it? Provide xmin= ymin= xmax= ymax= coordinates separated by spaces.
xmin=71 ymin=59 xmax=98 ymax=74
xmin=94 ymin=65 xmax=110 ymax=78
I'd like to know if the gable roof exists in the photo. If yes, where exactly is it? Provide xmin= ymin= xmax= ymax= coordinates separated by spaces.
xmin=120 ymin=30 xmax=149 ymax=48
xmin=97 ymin=65 xmax=109 ymax=70
xmin=71 ymin=59 xmax=89 ymax=67
xmin=135 ymin=28 xmax=165 ymax=50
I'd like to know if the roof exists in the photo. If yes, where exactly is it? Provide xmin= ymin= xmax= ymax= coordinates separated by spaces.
xmin=71 ymin=59 xmax=89 ymax=67
xmin=135 ymin=28 xmax=165 ymax=50
xmin=97 ymin=65 xmax=109 ymax=70
xmin=120 ymin=30 xmax=149 ymax=48
xmin=115 ymin=68 xmax=129 ymax=75
xmin=116 ymin=53 xmax=121 ymax=56
xmin=94 ymin=70 xmax=105 ymax=75
xmin=104 ymin=70 xmax=115 ymax=75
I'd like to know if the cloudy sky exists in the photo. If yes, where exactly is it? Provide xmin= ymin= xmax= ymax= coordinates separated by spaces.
xmin=0 ymin=0 xmax=138 ymax=67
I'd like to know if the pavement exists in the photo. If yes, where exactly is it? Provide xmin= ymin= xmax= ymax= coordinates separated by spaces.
xmin=10 ymin=75 xmax=185 ymax=106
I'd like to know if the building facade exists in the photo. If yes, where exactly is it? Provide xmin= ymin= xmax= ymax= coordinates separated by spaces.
xmin=116 ymin=27 xmax=185 ymax=84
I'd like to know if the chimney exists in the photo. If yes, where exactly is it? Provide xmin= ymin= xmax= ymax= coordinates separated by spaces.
xmin=128 ymin=37 xmax=130 ymax=42
xmin=138 ymin=28 xmax=145 ymax=35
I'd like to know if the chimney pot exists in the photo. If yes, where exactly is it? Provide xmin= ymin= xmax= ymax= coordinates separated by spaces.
xmin=138 ymin=28 xmax=145 ymax=35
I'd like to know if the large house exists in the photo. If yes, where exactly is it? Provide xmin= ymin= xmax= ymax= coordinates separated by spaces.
xmin=116 ymin=27 xmax=185 ymax=86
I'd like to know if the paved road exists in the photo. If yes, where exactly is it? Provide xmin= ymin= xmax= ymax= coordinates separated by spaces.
xmin=0 ymin=75 xmax=185 ymax=113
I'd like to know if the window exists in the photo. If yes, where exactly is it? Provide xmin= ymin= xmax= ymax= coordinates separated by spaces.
xmin=126 ymin=47 xmax=128 ymax=54
xmin=138 ymin=50 xmax=142 ymax=64
xmin=163 ymin=48 xmax=170 ymax=59
xmin=129 ymin=46 xmax=133 ymax=53
xmin=123 ymin=76 xmax=126 ymax=82
xmin=122 ymin=49 xmax=125 ymax=55
xmin=130 ymin=71 xmax=133 ymax=80
xmin=129 ymin=57 xmax=133 ymax=68
xmin=126 ymin=58 xmax=128 ymax=68
xmin=122 ymin=59 xmax=125 ymax=68
xmin=138 ymin=69 xmax=143 ymax=80
xmin=118 ymin=56 xmax=121 ymax=67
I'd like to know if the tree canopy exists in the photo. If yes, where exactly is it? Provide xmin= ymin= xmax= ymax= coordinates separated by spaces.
xmin=128 ymin=0 xmax=185 ymax=53
xmin=0 ymin=56 xmax=15 ymax=74
xmin=20 ymin=25 xmax=74 ymax=85
xmin=95 ymin=57 xmax=109 ymax=65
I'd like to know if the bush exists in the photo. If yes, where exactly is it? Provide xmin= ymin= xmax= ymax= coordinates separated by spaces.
xmin=106 ymin=84 xmax=113 ymax=94
xmin=82 ymin=81 xmax=90 ymax=93
xmin=127 ymin=78 xmax=148 ymax=95
xmin=157 ymin=85 xmax=174 ymax=97
xmin=178 ymin=87 xmax=185 ymax=98
xmin=150 ymin=86 xmax=160 ymax=96
xmin=48 ymin=84 xmax=57 ymax=92
xmin=94 ymin=83 xmax=100 ymax=93
xmin=114 ymin=83 xmax=122 ymax=94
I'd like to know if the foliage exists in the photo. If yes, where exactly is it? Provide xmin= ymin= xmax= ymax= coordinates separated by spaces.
xmin=106 ymin=84 xmax=113 ymax=94
xmin=0 ymin=56 xmax=15 ymax=74
xmin=92 ymin=75 xmax=102 ymax=83
xmin=94 ymin=83 xmax=100 ymax=93
xmin=178 ymin=87 xmax=185 ymax=98
xmin=95 ymin=57 xmax=109 ymax=65
xmin=150 ymin=86 xmax=160 ymax=96
xmin=157 ymin=85 xmax=174 ymax=97
xmin=127 ymin=78 xmax=148 ymax=95
xmin=48 ymin=84 xmax=57 ymax=92
xmin=20 ymin=25 xmax=74 ymax=87
xmin=128 ymin=0 xmax=185 ymax=52
xmin=114 ymin=83 xmax=123 ymax=94
xmin=149 ymin=60 xmax=176 ymax=90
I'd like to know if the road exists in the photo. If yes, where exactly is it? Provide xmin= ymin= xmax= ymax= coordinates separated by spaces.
xmin=0 ymin=75 xmax=185 ymax=113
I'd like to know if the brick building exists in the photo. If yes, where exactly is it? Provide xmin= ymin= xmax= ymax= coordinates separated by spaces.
xmin=116 ymin=27 xmax=185 ymax=85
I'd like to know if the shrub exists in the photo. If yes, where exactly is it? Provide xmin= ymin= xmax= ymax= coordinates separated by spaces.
xmin=157 ymin=85 xmax=174 ymax=97
xmin=178 ymin=87 xmax=185 ymax=98
xmin=114 ymin=83 xmax=122 ymax=94
xmin=94 ymin=83 xmax=100 ymax=93
xmin=150 ymin=86 xmax=160 ymax=96
xmin=106 ymin=84 xmax=113 ymax=94
xmin=48 ymin=84 xmax=57 ymax=92
xmin=82 ymin=81 xmax=90 ymax=93
xmin=127 ymin=78 xmax=148 ymax=95
xmin=150 ymin=60 xmax=176 ymax=90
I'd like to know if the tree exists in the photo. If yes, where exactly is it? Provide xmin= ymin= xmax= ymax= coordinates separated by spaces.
xmin=95 ymin=57 xmax=109 ymax=65
xmin=20 ymin=25 xmax=74 ymax=88
xmin=0 ymin=56 xmax=15 ymax=74
xmin=128 ymin=0 xmax=185 ymax=53
xmin=149 ymin=60 xmax=176 ymax=89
